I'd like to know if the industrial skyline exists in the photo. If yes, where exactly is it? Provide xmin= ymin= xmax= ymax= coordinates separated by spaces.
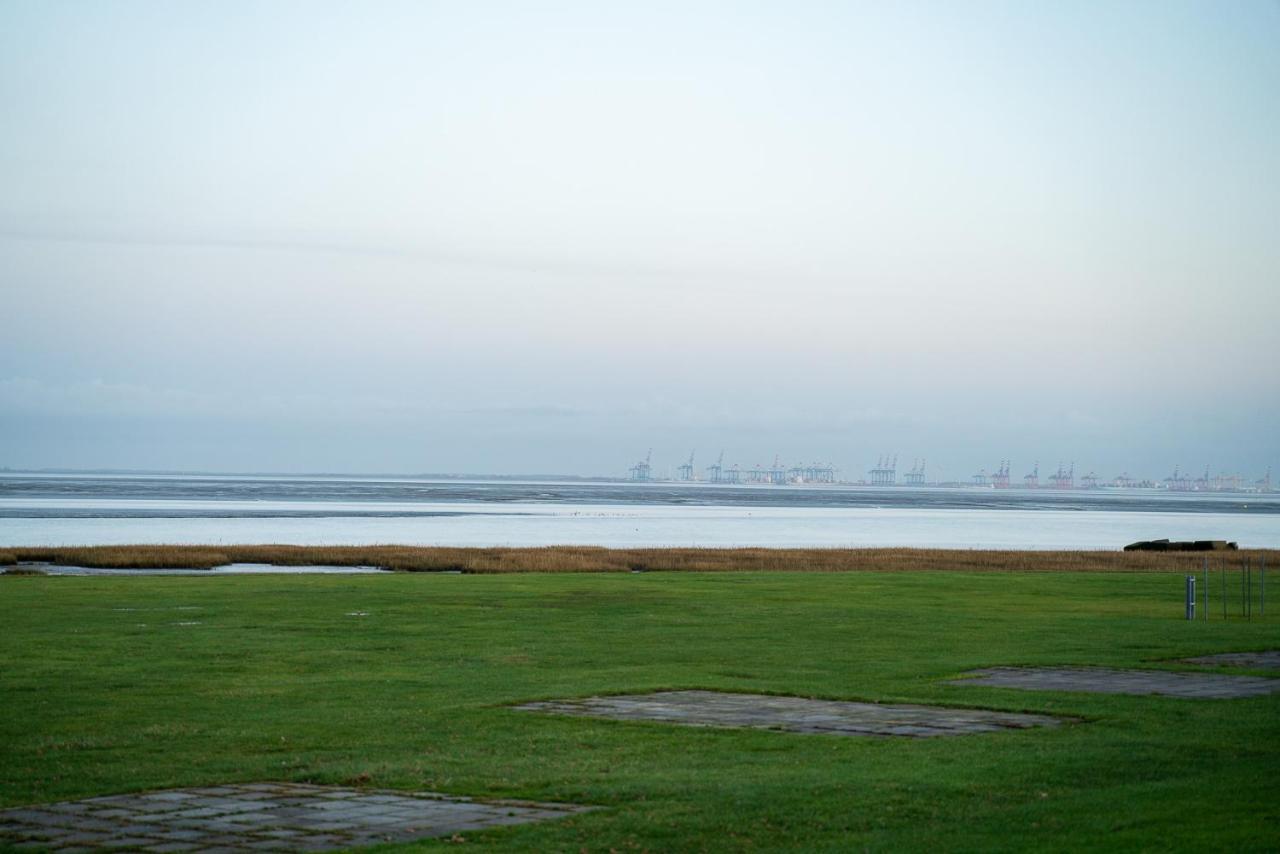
xmin=625 ymin=450 xmax=1274 ymax=493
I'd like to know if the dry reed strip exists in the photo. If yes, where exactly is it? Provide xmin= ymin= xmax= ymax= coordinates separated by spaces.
xmin=3 ymin=545 xmax=1277 ymax=574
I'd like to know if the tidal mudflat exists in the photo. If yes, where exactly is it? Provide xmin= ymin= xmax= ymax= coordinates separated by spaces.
xmin=4 ymin=473 xmax=1278 ymax=549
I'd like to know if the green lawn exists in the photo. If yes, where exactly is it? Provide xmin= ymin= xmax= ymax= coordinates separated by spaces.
xmin=2 ymin=570 xmax=1278 ymax=851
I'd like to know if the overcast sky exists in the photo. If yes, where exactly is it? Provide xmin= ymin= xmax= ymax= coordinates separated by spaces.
xmin=1 ymin=1 xmax=1277 ymax=480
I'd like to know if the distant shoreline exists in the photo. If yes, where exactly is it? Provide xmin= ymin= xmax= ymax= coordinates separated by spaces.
xmin=2 ymin=469 xmax=1273 ymax=495
xmin=3 ymin=544 xmax=1276 ymax=575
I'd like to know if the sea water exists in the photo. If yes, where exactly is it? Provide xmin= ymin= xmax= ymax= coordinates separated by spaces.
xmin=1 ymin=473 xmax=1277 ymax=549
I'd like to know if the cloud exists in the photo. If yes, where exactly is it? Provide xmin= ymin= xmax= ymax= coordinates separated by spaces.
xmin=0 ymin=219 xmax=886 ymax=302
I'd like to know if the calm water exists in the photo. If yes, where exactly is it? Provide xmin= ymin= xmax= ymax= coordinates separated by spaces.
xmin=2 ymin=473 xmax=1278 ymax=550
xmin=21 ymin=563 xmax=388 ymax=576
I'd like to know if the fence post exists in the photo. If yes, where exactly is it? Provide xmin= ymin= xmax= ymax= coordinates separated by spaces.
xmin=1243 ymin=558 xmax=1249 ymax=618
xmin=1247 ymin=558 xmax=1252 ymax=620
xmin=1186 ymin=575 xmax=1196 ymax=620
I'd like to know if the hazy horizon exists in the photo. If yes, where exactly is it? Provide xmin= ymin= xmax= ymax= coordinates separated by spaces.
xmin=0 ymin=455 xmax=1270 ymax=486
xmin=3 ymin=1 xmax=1277 ymax=480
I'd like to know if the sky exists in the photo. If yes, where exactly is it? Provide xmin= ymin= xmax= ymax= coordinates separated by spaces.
xmin=1 ymin=0 xmax=1277 ymax=481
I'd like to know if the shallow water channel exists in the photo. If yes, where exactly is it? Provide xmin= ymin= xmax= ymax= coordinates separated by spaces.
xmin=11 ymin=562 xmax=389 ymax=576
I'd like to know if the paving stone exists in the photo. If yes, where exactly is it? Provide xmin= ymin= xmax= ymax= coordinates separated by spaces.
xmin=1 ymin=809 xmax=67 ymax=824
xmin=950 ymin=666 xmax=1280 ymax=698
xmin=115 ymin=824 xmax=166 ymax=836
xmin=199 ymin=819 xmax=257 ymax=832
xmin=101 ymin=837 xmax=164 ymax=848
xmin=228 ymin=792 xmax=281 ymax=801
xmin=146 ymin=829 xmax=205 ymax=841
xmin=515 ymin=690 xmax=1068 ymax=737
xmin=1180 ymin=650 xmax=1280 ymax=670
xmin=43 ymin=804 xmax=94 ymax=815
xmin=205 ymin=799 xmax=263 ymax=812
xmin=0 ymin=783 xmax=590 ymax=851
xmin=139 ymin=793 xmax=196 ymax=802
xmin=52 ymin=831 xmax=107 ymax=844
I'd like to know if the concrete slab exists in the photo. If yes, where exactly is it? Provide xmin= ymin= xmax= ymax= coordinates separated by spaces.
xmin=950 ymin=666 xmax=1280 ymax=698
xmin=514 ymin=690 xmax=1068 ymax=737
xmin=1179 ymin=650 xmax=1280 ymax=670
xmin=0 ymin=783 xmax=590 ymax=851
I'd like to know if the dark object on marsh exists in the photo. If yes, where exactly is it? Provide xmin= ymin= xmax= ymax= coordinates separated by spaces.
xmin=1123 ymin=539 xmax=1238 ymax=552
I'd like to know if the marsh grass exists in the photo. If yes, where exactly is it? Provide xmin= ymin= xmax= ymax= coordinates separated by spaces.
xmin=7 ymin=544 xmax=1276 ymax=573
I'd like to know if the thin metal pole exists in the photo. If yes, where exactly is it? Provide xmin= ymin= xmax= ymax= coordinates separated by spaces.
xmin=1222 ymin=558 xmax=1227 ymax=620
xmin=1262 ymin=555 xmax=1266 ymax=617
xmin=1247 ymin=558 xmax=1252 ymax=620
xmin=1242 ymin=558 xmax=1248 ymax=618
xmin=1204 ymin=556 xmax=1209 ymax=621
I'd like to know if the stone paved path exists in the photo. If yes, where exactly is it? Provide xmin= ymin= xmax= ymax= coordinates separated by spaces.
xmin=515 ymin=690 xmax=1067 ymax=737
xmin=951 ymin=667 xmax=1280 ymax=698
xmin=1179 ymin=650 xmax=1280 ymax=670
xmin=0 ymin=782 xmax=589 ymax=852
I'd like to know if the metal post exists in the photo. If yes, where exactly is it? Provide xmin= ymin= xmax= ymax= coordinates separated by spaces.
xmin=1204 ymin=557 xmax=1209 ymax=621
xmin=1262 ymin=555 xmax=1266 ymax=617
xmin=1185 ymin=575 xmax=1196 ymax=621
xmin=1243 ymin=558 xmax=1248 ymax=618
xmin=1222 ymin=558 xmax=1227 ymax=620
xmin=1247 ymin=558 xmax=1252 ymax=620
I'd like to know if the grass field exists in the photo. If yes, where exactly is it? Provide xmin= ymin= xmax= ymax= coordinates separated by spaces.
xmin=2 ymin=567 xmax=1278 ymax=851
